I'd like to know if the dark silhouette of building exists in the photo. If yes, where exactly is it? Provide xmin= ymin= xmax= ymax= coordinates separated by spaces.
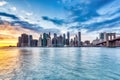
xmin=52 ymin=33 xmax=58 ymax=47
xmin=32 ymin=39 xmax=38 ymax=47
xmin=57 ymin=35 xmax=64 ymax=47
xmin=63 ymin=33 xmax=66 ymax=46
xmin=21 ymin=34 xmax=29 ymax=47
xmin=78 ymin=32 xmax=81 ymax=47
xmin=43 ymin=33 xmax=47 ymax=47
xmin=67 ymin=32 xmax=70 ymax=46
xmin=17 ymin=31 xmax=83 ymax=47
xmin=28 ymin=35 xmax=33 ymax=47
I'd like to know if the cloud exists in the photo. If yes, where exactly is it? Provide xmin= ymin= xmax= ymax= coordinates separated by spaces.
xmin=0 ymin=12 xmax=59 ymax=34
xmin=59 ymin=0 xmax=120 ymax=34
xmin=25 ymin=12 xmax=33 ymax=16
xmin=0 ymin=23 xmax=41 ymax=46
xmin=0 ymin=12 xmax=19 ymax=20
xmin=42 ymin=16 xmax=65 ymax=25
xmin=0 ymin=1 xmax=7 ymax=6
xmin=11 ymin=7 xmax=17 ymax=11
xmin=11 ymin=20 xmax=43 ymax=32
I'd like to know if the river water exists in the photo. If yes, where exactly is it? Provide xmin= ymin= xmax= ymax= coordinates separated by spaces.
xmin=0 ymin=47 xmax=120 ymax=80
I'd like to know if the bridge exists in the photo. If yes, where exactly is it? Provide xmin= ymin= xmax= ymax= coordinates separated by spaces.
xmin=96 ymin=33 xmax=120 ymax=47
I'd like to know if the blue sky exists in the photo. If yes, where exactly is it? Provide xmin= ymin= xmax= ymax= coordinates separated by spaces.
xmin=0 ymin=0 xmax=120 ymax=41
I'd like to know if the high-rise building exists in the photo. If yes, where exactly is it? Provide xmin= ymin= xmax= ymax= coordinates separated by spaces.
xmin=21 ymin=33 xmax=29 ymax=47
xmin=70 ymin=39 xmax=74 ymax=47
xmin=17 ymin=37 xmax=22 ymax=47
xmin=28 ymin=35 xmax=33 ymax=47
xmin=47 ymin=38 xmax=52 ymax=47
xmin=43 ymin=33 xmax=47 ymax=47
xmin=57 ymin=35 xmax=64 ymax=47
xmin=63 ymin=33 xmax=66 ymax=46
xmin=32 ymin=39 xmax=38 ymax=47
xmin=47 ymin=32 xmax=52 ymax=47
xmin=38 ymin=35 xmax=42 ymax=47
xmin=74 ymin=35 xmax=78 ymax=47
xmin=52 ymin=33 xmax=58 ymax=47
xmin=78 ymin=32 xmax=81 ymax=47
xmin=99 ymin=32 xmax=107 ymax=42
xmin=67 ymin=32 xmax=70 ymax=46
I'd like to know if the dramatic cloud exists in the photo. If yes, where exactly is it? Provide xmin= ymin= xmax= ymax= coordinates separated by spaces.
xmin=0 ymin=12 xmax=19 ymax=20
xmin=0 ymin=0 xmax=120 ymax=44
xmin=0 ymin=23 xmax=40 ymax=46
xmin=11 ymin=21 xmax=43 ymax=32
xmin=60 ymin=0 xmax=120 ymax=33
xmin=42 ymin=16 xmax=65 ymax=26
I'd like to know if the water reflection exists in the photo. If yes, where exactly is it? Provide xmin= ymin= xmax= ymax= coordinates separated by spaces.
xmin=0 ymin=47 xmax=120 ymax=80
xmin=0 ymin=48 xmax=20 ymax=80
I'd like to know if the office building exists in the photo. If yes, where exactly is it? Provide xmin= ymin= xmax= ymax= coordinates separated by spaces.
xmin=38 ymin=35 xmax=42 ymax=47
xmin=67 ymin=32 xmax=70 ymax=46
xmin=78 ymin=32 xmax=81 ymax=47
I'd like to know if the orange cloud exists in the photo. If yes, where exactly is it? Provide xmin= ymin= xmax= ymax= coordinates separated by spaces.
xmin=0 ymin=22 xmax=39 ymax=47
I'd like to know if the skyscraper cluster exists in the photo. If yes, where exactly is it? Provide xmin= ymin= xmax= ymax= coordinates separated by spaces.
xmin=17 ymin=32 xmax=81 ymax=47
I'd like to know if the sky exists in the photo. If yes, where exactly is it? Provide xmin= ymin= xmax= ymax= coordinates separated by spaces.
xmin=0 ymin=0 xmax=120 ymax=46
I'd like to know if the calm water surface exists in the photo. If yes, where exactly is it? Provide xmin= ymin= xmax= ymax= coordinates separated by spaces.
xmin=0 ymin=47 xmax=120 ymax=80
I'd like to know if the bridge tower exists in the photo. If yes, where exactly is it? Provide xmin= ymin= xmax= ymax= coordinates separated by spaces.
xmin=106 ymin=33 xmax=116 ymax=47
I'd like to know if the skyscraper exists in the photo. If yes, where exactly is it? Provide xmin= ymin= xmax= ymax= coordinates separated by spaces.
xmin=52 ymin=33 xmax=58 ymax=47
xmin=67 ymin=32 xmax=70 ymax=46
xmin=43 ymin=33 xmax=47 ymax=47
xmin=63 ymin=33 xmax=66 ymax=46
xmin=32 ymin=39 xmax=38 ymax=47
xmin=99 ymin=32 xmax=107 ymax=42
xmin=38 ymin=35 xmax=42 ymax=47
xmin=78 ymin=32 xmax=81 ymax=47
xmin=47 ymin=33 xmax=52 ymax=47
xmin=21 ymin=33 xmax=29 ymax=47
xmin=57 ymin=35 xmax=64 ymax=47
xmin=28 ymin=35 xmax=33 ymax=47
xmin=17 ymin=37 xmax=22 ymax=47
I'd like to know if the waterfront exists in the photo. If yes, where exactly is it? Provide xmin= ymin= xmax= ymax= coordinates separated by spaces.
xmin=0 ymin=47 xmax=120 ymax=80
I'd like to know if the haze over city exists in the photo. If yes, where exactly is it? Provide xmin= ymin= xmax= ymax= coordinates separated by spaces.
xmin=0 ymin=0 xmax=120 ymax=46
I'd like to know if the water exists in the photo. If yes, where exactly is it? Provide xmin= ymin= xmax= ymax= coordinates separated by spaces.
xmin=0 ymin=47 xmax=120 ymax=80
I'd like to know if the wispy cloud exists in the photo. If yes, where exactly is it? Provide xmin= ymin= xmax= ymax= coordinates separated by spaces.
xmin=11 ymin=7 xmax=17 ymax=11
xmin=0 ymin=12 xmax=19 ymax=20
xmin=0 ymin=1 xmax=7 ymax=6
xmin=42 ymin=16 xmax=65 ymax=26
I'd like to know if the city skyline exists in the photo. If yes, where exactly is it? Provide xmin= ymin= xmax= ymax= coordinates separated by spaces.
xmin=17 ymin=32 xmax=82 ymax=47
xmin=17 ymin=32 xmax=120 ymax=47
xmin=0 ymin=0 xmax=120 ymax=46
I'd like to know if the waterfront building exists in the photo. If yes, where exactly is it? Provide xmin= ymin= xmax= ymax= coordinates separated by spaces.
xmin=38 ymin=35 xmax=42 ymax=47
xmin=17 ymin=37 xmax=22 ymax=47
xmin=67 ymin=32 xmax=70 ymax=46
xmin=92 ymin=37 xmax=100 ymax=45
xmin=74 ymin=35 xmax=78 ymax=47
xmin=52 ymin=33 xmax=58 ymax=47
xmin=78 ymin=32 xmax=81 ymax=47
xmin=83 ymin=40 xmax=91 ymax=46
xmin=70 ymin=39 xmax=74 ymax=47
xmin=63 ymin=33 xmax=66 ymax=46
xmin=57 ymin=35 xmax=64 ymax=47
xmin=32 ymin=39 xmax=38 ymax=47
xmin=21 ymin=33 xmax=29 ymax=47
xmin=43 ymin=33 xmax=47 ymax=47
xmin=99 ymin=32 xmax=107 ymax=42
xmin=28 ymin=35 xmax=33 ymax=47
xmin=47 ymin=33 xmax=52 ymax=47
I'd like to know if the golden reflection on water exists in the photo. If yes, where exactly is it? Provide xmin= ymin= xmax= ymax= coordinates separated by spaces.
xmin=0 ymin=48 xmax=20 ymax=80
